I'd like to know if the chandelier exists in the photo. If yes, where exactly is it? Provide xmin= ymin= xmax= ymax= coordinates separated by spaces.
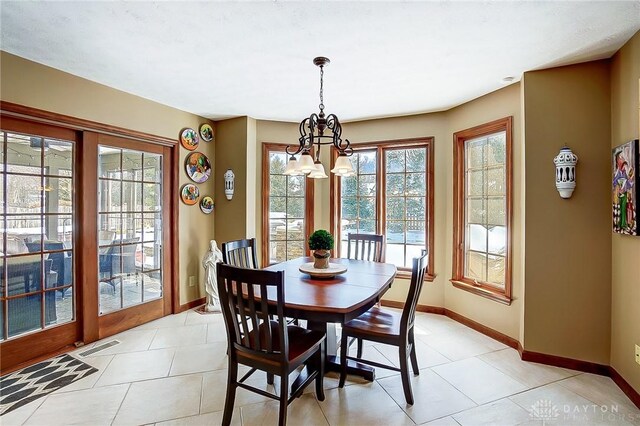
xmin=283 ymin=57 xmax=356 ymax=179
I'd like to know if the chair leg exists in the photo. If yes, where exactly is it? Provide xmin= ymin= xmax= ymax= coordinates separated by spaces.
xmin=267 ymin=373 xmax=274 ymax=385
xmin=356 ymin=338 xmax=363 ymax=358
xmin=399 ymin=345 xmax=414 ymax=405
xmin=278 ymin=370 xmax=289 ymax=426
xmin=339 ymin=332 xmax=348 ymax=388
xmin=409 ymin=329 xmax=419 ymax=375
xmin=315 ymin=341 xmax=325 ymax=401
xmin=222 ymin=357 xmax=238 ymax=426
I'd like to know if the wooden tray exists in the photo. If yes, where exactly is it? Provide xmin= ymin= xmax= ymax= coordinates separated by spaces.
xmin=299 ymin=262 xmax=348 ymax=279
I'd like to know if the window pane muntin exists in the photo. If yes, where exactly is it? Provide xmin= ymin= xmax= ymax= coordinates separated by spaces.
xmin=2 ymin=131 xmax=76 ymax=340
xmin=265 ymin=147 xmax=309 ymax=263
xmin=461 ymin=129 xmax=508 ymax=288
xmin=98 ymin=145 xmax=163 ymax=315
xmin=383 ymin=147 xmax=427 ymax=268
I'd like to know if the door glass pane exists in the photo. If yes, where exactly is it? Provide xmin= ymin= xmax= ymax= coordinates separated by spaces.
xmin=98 ymin=146 xmax=163 ymax=315
xmin=1 ymin=131 xmax=75 ymax=341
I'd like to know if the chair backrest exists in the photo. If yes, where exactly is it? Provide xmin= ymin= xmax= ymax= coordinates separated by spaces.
xmin=222 ymin=238 xmax=259 ymax=269
xmin=401 ymin=251 xmax=429 ymax=334
xmin=217 ymin=263 xmax=287 ymax=362
xmin=121 ymin=239 xmax=138 ymax=273
xmin=346 ymin=233 xmax=385 ymax=262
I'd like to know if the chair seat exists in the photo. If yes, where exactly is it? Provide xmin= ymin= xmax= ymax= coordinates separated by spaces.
xmin=248 ymin=321 xmax=325 ymax=361
xmin=343 ymin=306 xmax=403 ymax=338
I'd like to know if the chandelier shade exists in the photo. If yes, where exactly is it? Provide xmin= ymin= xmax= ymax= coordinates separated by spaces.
xmin=284 ymin=57 xmax=355 ymax=178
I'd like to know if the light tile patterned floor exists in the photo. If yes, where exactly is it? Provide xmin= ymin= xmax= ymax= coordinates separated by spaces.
xmin=2 ymin=309 xmax=638 ymax=426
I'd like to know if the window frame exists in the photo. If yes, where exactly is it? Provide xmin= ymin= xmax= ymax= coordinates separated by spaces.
xmin=330 ymin=138 xmax=435 ymax=280
xmin=261 ymin=143 xmax=315 ymax=267
xmin=451 ymin=117 xmax=513 ymax=305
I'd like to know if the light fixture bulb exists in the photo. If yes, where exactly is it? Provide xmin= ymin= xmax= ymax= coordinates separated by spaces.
xmin=283 ymin=155 xmax=301 ymax=175
xmin=331 ymin=154 xmax=355 ymax=176
xmin=298 ymin=152 xmax=316 ymax=174
xmin=309 ymin=161 xmax=328 ymax=179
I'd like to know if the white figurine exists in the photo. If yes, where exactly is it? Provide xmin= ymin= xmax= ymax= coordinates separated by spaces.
xmin=202 ymin=240 xmax=223 ymax=312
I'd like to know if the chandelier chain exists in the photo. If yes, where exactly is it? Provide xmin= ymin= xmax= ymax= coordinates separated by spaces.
xmin=319 ymin=65 xmax=324 ymax=113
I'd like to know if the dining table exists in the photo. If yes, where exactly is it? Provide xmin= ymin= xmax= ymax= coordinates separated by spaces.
xmin=264 ymin=256 xmax=397 ymax=382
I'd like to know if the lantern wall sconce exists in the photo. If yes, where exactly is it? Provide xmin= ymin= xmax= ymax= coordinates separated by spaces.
xmin=224 ymin=169 xmax=235 ymax=200
xmin=553 ymin=146 xmax=578 ymax=199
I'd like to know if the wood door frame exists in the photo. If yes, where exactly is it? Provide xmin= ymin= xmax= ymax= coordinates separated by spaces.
xmin=90 ymin=133 xmax=176 ymax=339
xmin=0 ymin=104 xmax=180 ymax=371
xmin=0 ymin=116 xmax=82 ymax=372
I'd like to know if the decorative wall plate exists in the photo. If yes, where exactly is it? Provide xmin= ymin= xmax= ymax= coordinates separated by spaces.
xmin=180 ymin=183 xmax=200 ymax=205
xmin=180 ymin=128 xmax=199 ymax=151
xmin=299 ymin=262 xmax=347 ymax=279
xmin=199 ymin=124 xmax=214 ymax=142
xmin=200 ymin=195 xmax=214 ymax=214
xmin=185 ymin=152 xmax=212 ymax=183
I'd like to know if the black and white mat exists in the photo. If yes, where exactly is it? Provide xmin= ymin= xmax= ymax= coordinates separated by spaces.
xmin=0 ymin=354 xmax=98 ymax=415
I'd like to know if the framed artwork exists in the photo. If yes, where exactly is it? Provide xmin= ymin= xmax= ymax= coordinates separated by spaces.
xmin=200 ymin=195 xmax=214 ymax=214
xmin=185 ymin=152 xmax=212 ymax=184
xmin=180 ymin=128 xmax=199 ymax=151
xmin=180 ymin=183 xmax=200 ymax=205
xmin=612 ymin=139 xmax=638 ymax=236
xmin=199 ymin=123 xmax=214 ymax=142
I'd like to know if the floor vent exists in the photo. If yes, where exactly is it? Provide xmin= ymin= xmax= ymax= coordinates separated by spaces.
xmin=78 ymin=340 xmax=120 ymax=357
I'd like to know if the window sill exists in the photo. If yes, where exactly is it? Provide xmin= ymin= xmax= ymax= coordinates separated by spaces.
xmin=395 ymin=270 xmax=436 ymax=282
xmin=450 ymin=279 xmax=511 ymax=305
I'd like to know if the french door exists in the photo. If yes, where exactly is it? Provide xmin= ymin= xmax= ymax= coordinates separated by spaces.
xmin=0 ymin=114 xmax=176 ymax=371
xmin=0 ymin=117 xmax=82 ymax=369
xmin=91 ymin=134 xmax=173 ymax=339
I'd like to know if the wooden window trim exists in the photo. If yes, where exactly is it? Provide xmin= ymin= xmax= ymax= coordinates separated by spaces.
xmin=261 ymin=143 xmax=314 ymax=267
xmin=452 ymin=117 xmax=513 ymax=305
xmin=330 ymin=137 xmax=435 ymax=280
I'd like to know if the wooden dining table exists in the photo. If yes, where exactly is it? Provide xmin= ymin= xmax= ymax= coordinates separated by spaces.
xmin=264 ymin=256 xmax=397 ymax=382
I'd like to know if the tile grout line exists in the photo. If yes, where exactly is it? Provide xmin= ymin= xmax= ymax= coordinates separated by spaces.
xmin=110 ymin=382 xmax=132 ymax=426
xmin=374 ymin=374 xmax=418 ymax=426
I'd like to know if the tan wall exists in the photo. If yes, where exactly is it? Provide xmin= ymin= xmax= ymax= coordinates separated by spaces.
xmin=447 ymin=83 xmax=524 ymax=341
xmin=214 ymin=117 xmax=249 ymax=244
xmin=522 ymin=61 xmax=612 ymax=364
xmin=610 ymin=31 xmax=640 ymax=391
xmin=0 ymin=51 xmax=215 ymax=306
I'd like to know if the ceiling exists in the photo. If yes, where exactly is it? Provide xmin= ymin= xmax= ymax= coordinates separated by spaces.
xmin=1 ymin=1 xmax=639 ymax=122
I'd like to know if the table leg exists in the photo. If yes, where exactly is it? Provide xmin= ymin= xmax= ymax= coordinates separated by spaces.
xmin=307 ymin=320 xmax=375 ymax=382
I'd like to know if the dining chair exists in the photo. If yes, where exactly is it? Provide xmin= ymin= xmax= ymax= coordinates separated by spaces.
xmin=338 ymin=251 xmax=428 ymax=405
xmin=346 ymin=233 xmax=385 ymax=262
xmin=221 ymin=238 xmax=259 ymax=269
xmin=345 ymin=233 xmax=385 ymax=357
xmin=217 ymin=263 xmax=325 ymax=426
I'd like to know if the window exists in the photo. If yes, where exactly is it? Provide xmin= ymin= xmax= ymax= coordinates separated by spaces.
xmin=452 ymin=117 xmax=512 ymax=304
xmin=262 ymin=144 xmax=314 ymax=266
xmin=1 ymin=130 xmax=75 ymax=340
xmin=332 ymin=139 xmax=434 ymax=278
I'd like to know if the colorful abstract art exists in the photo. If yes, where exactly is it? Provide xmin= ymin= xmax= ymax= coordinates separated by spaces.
xmin=180 ymin=128 xmax=199 ymax=151
xmin=180 ymin=183 xmax=200 ymax=205
xmin=199 ymin=123 xmax=214 ymax=142
xmin=185 ymin=152 xmax=212 ymax=184
xmin=200 ymin=195 xmax=214 ymax=214
xmin=612 ymin=139 xmax=638 ymax=236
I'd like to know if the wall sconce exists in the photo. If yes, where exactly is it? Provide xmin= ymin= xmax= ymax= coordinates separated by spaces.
xmin=224 ymin=169 xmax=235 ymax=200
xmin=553 ymin=146 xmax=578 ymax=199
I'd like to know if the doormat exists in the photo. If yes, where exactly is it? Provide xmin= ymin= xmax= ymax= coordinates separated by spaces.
xmin=0 ymin=354 xmax=98 ymax=415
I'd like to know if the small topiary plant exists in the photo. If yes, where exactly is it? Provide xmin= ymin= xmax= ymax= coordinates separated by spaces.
xmin=308 ymin=229 xmax=334 ymax=251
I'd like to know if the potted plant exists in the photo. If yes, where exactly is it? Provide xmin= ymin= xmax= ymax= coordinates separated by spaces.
xmin=308 ymin=229 xmax=334 ymax=269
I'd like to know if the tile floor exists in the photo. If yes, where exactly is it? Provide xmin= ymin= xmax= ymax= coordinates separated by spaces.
xmin=2 ymin=309 xmax=638 ymax=426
